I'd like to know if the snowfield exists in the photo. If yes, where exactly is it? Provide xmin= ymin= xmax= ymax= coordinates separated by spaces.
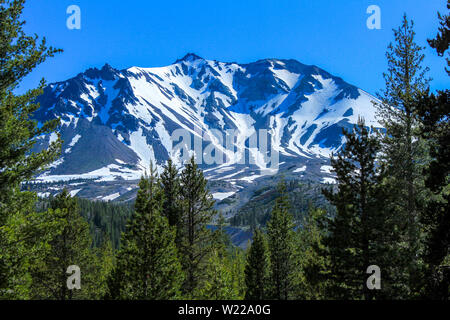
xmin=212 ymin=192 xmax=236 ymax=201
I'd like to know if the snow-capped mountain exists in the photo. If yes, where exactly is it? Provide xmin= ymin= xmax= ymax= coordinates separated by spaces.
xmin=32 ymin=53 xmax=380 ymax=199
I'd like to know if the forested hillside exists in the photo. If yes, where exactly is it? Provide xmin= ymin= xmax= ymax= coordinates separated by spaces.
xmin=229 ymin=180 xmax=335 ymax=228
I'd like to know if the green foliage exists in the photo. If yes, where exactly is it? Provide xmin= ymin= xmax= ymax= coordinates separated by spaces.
xmin=76 ymin=198 xmax=133 ymax=249
xmin=321 ymin=119 xmax=395 ymax=299
xmin=230 ymin=180 xmax=334 ymax=228
xmin=294 ymin=207 xmax=328 ymax=300
xmin=266 ymin=179 xmax=296 ymax=300
xmin=0 ymin=0 xmax=61 ymax=298
xmin=244 ymin=228 xmax=270 ymax=300
xmin=108 ymin=165 xmax=183 ymax=300
xmin=428 ymin=0 xmax=450 ymax=74
xmin=36 ymin=196 xmax=134 ymax=250
xmin=196 ymin=249 xmax=243 ymax=300
xmin=179 ymin=156 xmax=217 ymax=297
xmin=160 ymin=159 xmax=183 ymax=247
xmin=375 ymin=15 xmax=431 ymax=298
xmin=0 ymin=190 xmax=61 ymax=298
xmin=417 ymin=4 xmax=450 ymax=299
xmin=29 ymin=189 xmax=111 ymax=299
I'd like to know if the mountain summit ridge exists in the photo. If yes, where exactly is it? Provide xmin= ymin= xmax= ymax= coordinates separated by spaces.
xmin=33 ymin=54 xmax=381 ymax=190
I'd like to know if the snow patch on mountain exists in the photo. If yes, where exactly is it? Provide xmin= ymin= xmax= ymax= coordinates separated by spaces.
xmin=212 ymin=191 xmax=236 ymax=200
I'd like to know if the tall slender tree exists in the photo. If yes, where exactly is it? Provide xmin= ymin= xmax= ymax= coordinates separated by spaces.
xmin=417 ymin=2 xmax=450 ymax=299
xmin=109 ymin=164 xmax=183 ymax=299
xmin=179 ymin=156 xmax=216 ymax=297
xmin=266 ymin=179 xmax=296 ymax=300
xmin=0 ymin=0 xmax=61 ymax=298
xmin=29 ymin=189 xmax=107 ymax=300
xmin=322 ymin=119 xmax=390 ymax=299
xmin=196 ymin=248 xmax=241 ymax=300
xmin=375 ymin=14 xmax=430 ymax=298
xmin=244 ymin=228 xmax=270 ymax=300
xmin=160 ymin=159 xmax=182 ymax=247
xmin=294 ymin=207 xmax=328 ymax=300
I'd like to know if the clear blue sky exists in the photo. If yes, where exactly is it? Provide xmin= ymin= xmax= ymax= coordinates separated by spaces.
xmin=19 ymin=0 xmax=448 ymax=95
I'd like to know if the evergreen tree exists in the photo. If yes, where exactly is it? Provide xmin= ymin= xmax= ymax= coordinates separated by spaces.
xmin=0 ymin=0 xmax=61 ymax=298
xmin=266 ymin=179 xmax=296 ymax=300
xmin=160 ymin=159 xmax=183 ymax=247
xmin=375 ymin=15 xmax=430 ymax=298
xmin=417 ymin=3 xmax=450 ymax=299
xmin=428 ymin=0 xmax=450 ymax=75
xmin=294 ymin=207 xmax=328 ymax=300
xmin=212 ymin=213 xmax=232 ymax=256
xmin=244 ymin=228 xmax=270 ymax=300
xmin=196 ymin=249 xmax=240 ymax=300
xmin=109 ymin=164 xmax=183 ymax=300
xmin=88 ymin=237 xmax=115 ymax=299
xmin=229 ymin=247 xmax=246 ymax=300
xmin=29 ymin=189 xmax=105 ymax=300
xmin=321 ymin=119 xmax=390 ymax=300
xmin=179 ymin=156 xmax=216 ymax=297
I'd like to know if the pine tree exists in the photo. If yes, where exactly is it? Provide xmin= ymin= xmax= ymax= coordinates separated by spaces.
xmin=417 ymin=3 xmax=450 ymax=299
xmin=266 ymin=179 xmax=296 ymax=300
xmin=321 ymin=119 xmax=390 ymax=300
xmin=160 ymin=159 xmax=183 ymax=247
xmin=0 ymin=0 xmax=61 ymax=298
xmin=294 ymin=207 xmax=328 ymax=300
xmin=88 ymin=237 xmax=115 ymax=299
xmin=29 ymin=189 xmax=103 ymax=300
xmin=428 ymin=0 xmax=450 ymax=75
xmin=229 ymin=247 xmax=246 ymax=300
xmin=244 ymin=228 xmax=270 ymax=300
xmin=212 ymin=213 xmax=232 ymax=256
xmin=196 ymin=249 xmax=240 ymax=300
xmin=375 ymin=14 xmax=431 ymax=297
xmin=109 ymin=164 xmax=183 ymax=300
xmin=179 ymin=156 xmax=216 ymax=297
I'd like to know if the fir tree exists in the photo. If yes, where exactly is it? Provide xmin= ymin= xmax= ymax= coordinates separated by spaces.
xmin=160 ymin=159 xmax=183 ymax=247
xmin=375 ymin=15 xmax=431 ymax=297
xmin=29 ymin=189 xmax=103 ymax=300
xmin=109 ymin=164 xmax=183 ymax=300
xmin=294 ymin=207 xmax=328 ymax=300
xmin=266 ymin=179 xmax=296 ymax=300
xmin=89 ymin=237 xmax=115 ymax=299
xmin=417 ymin=3 xmax=450 ymax=299
xmin=179 ymin=156 xmax=216 ymax=297
xmin=244 ymin=228 xmax=270 ymax=300
xmin=416 ymin=90 xmax=450 ymax=299
xmin=212 ymin=213 xmax=232 ymax=257
xmin=0 ymin=0 xmax=61 ymax=298
xmin=428 ymin=0 xmax=450 ymax=75
xmin=322 ymin=119 xmax=389 ymax=300
xmin=229 ymin=247 xmax=246 ymax=300
xmin=196 ymin=249 xmax=240 ymax=300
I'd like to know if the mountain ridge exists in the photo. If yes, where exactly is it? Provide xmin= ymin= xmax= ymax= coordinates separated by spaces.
xmin=31 ymin=54 xmax=381 ymax=201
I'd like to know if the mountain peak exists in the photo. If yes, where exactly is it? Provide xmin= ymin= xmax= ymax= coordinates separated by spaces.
xmin=175 ymin=53 xmax=203 ymax=63
xmin=83 ymin=63 xmax=118 ymax=80
xmin=101 ymin=63 xmax=115 ymax=71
